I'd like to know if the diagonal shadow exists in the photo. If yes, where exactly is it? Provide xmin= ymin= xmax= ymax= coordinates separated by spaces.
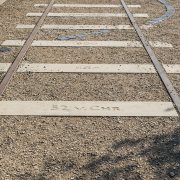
xmin=12 ymin=128 xmax=180 ymax=179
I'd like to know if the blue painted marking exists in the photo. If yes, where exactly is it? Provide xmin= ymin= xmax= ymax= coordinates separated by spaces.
xmin=57 ymin=30 xmax=111 ymax=40
xmin=146 ymin=0 xmax=175 ymax=24
xmin=0 ymin=47 xmax=11 ymax=52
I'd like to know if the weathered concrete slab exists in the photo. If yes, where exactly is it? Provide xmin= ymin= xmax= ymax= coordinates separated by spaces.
xmin=163 ymin=64 xmax=180 ymax=73
xmin=34 ymin=4 xmax=141 ymax=8
xmin=2 ymin=40 xmax=142 ymax=47
xmin=0 ymin=63 xmax=156 ymax=73
xmin=16 ymin=25 xmax=133 ymax=30
xmin=0 ymin=101 xmax=177 ymax=116
xmin=16 ymin=24 xmax=153 ymax=30
xmin=26 ymin=13 xmax=149 ymax=17
xmin=2 ymin=40 xmax=172 ymax=47
xmin=0 ymin=63 xmax=10 ymax=71
xmin=0 ymin=0 xmax=6 ymax=5
xmin=149 ymin=41 xmax=173 ymax=47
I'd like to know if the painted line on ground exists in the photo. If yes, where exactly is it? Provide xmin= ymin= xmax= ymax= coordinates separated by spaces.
xmin=16 ymin=25 xmax=134 ymax=29
xmin=0 ymin=63 xmax=156 ymax=73
xmin=34 ymin=4 xmax=141 ymax=8
xmin=1 ymin=40 xmax=173 ymax=48
xmin=57 ymin=30 xmax=111 ymax=40
xmin=26 ymin=13 xmax=149 ymax=17
xmin=146 ymin=0 xmax=175 ymax=24
xmin=0 ymin=101 xmax=177 ymax=116
xmin=163 ymin=64 xmax=180 ymax=73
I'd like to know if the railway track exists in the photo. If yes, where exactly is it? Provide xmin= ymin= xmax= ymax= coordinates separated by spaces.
xmin=0 ymin=0 xmax=179 ymax=116
xmin=0 ymin=0 xmax=180 ymax=179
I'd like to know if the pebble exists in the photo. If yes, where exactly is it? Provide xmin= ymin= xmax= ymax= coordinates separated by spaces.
xmin=170 ymin=172 xmax=175 ymax=177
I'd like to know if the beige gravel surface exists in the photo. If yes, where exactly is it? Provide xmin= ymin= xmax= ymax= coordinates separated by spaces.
xmin=2 ymin=73 xmax=171 ymax=101
xmin=43 ymin=16 xmax=131 ymax=25
xmin=23 ymin=47 xmax=151 ymax=64
xmin=49 ymin=7 xmax=124 ymax=13
xmin=34 ymin=29 xmax=140 ymax=41
xmin=0 ymin=0 xmax=180 ymax=179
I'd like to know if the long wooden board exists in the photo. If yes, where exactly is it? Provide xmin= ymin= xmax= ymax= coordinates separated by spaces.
xmin=0 ymin=101 xmax=177 ymax=116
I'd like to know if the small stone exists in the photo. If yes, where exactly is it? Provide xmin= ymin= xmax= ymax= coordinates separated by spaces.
xmin=170 ymin=172 xmax=175 ymax=177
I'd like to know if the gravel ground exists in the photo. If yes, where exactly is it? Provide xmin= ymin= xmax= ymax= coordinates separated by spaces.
xmin=34 ymin=29 xmax=139 ymax=41
xmin=0 ymin=116 xmax=179 ymax=180
xmin=43 ymin=16 xmax=131 ymax=25
xmin=132 ymin=0 xmax=180 ymax=64
xmin=23 ymin=47 xmax=151 ymax=64
xmin=49 ymin=7 xmax=124 ymax=13
xmin=0 ymin=0 xmax=180 ymax=179
xmin=168 ymin=74 xmax=180 ymax=97
xmin=2 ymin=73 xmax=170 ymax=101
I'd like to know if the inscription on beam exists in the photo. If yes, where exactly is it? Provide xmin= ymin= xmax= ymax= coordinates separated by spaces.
xmin=0 ymin=101 xmax=177 ymax=116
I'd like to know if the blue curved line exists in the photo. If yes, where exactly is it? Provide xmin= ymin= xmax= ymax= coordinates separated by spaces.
xmin=146 ymin=0 xmax=175 ymax=24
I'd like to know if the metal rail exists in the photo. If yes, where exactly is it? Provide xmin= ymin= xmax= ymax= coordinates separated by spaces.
xmin=120 ymin=0 xmax=180 ymax=114
xmin=0 ymin=0 xmax=55 ymax=97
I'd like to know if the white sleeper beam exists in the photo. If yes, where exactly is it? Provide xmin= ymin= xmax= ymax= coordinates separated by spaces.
xmin=149 ymin=41 xmax=173 ymax=48
xmin=16 ymin=24 xmax=153 ymax=30
xmin=0 ymin=0 xmax=6 ymax=5
xmin=0 ymin=63 xmax=156 ymax=73
xmin=2 ymin=63 xmax=179 ymax=74
xmin=163 ymin=64 xmax=180 ymax=73
xmin=34 ymin=4 xmax=141 ymax=8
xmin=26 ymin=13 xmax=149 ymax=17
xmin=1 ymin=40 xmax=142 ymax=47
xmin=1 ymin=40 xmax=172 ymax=48
xmin=0 ymin=101 xmax=177 ymax=116
xmin=16 ymin=25 xmax=134 ymax=30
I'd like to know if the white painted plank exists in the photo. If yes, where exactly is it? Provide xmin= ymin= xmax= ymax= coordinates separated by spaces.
xmin=140 ymin=24 xmax=153 ymax=29
xmin=0 ymin=101 xmax=177 ymax=116
xmin=0 ymin=63 xmax=156 ymax=73
xmin=31 ymin=41 xmax=142 ymax=47
xmin=26 ymin=13 xmax=149 ymax=17
xmin=16 ymin=25 xmax=35 ymax=29
xmin=16 ymin=24 xmax=133 ymax=29
xmin=34 ymin=4 xmax=141 ymax=8
xmin=16 ymin=24 xmax=153 ymax=30
xmin=1 ymin=40 xmax=26 ymax=46
xmin=163 ymin=64 xmax=180 ymax=73
xmin=0 ymin=63 xmax=11 ymax=72
xmin=149 ymin=41 xmax=173 ymax=47
xmin=17 ymin=64 xmax=156 ymax=73
xmin=2 ymin=40 xmax=142 ymax=47
xmin=127 ymin=5 xmax=141 ymax=8
xmin=0 ymin=0 xmax=6 ymax=5
xmin=42 ymin=25 xmax=133 ymax=29
xmin=1 ymin=40 xmax=172 ymax=48
xmin=4 ymin=63 xmax=180 ymax=74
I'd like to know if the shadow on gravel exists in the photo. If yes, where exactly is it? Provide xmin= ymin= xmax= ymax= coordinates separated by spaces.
xmin=75 ymin=128 xmax=180 ymax=179
xmin=14 ymin=128 xmax=180 ymax=180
